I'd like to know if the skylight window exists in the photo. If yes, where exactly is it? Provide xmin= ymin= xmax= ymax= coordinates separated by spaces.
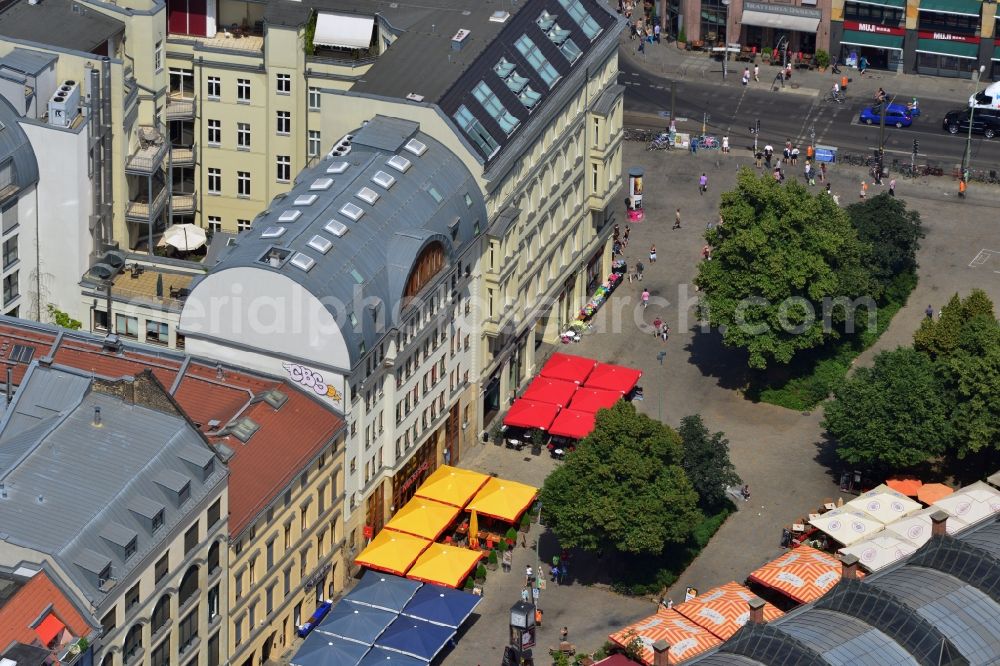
xmin=355 ymin=187 xmax=380 ymax=205
xmin=290 ymin=252 xmax=315 ymax=272
xmin=326 ymin=161 xmax=349 ymax=175
xmin=308 ymin=235 xmax=333 ymax=254
xmin=519 ymin=86 xmax=542 ymax=110
xmin=536 ymin=10 xmax=557 ymax=31
xmin=494 ymin=57 xmax=516 ymax=79
xmin=427 ymin=186 xmax=443 ymax=203
xmin=505 ymin=71 xmax=529 ymax=94
xmin=350 ymin=269 xmax=364 ymax=284
xmin=310 ymin=177 xmax=334 ymax=191
xmin=404 ymin=139 xmax=427 ymax=156
xmin=325 ymin=219 xmax=348 ymax=237
xmin=278 ymin=210 xmax=302 ymax=223
xmin=549 ymin=27 xmax=571 ymax=45
xmin=340 ymin=202 xmax=365 ymax=221
xmin=294 ymin=194 xmax=318 ymax=206
xmin=230 ymin=417 xmax=260 ymax=442
xmin=558 ymin=0 xmax=602 ymax=40
xmin=515 ymin=35 xmax=560 ymax=88
xmin=473 ymin=81 xmax=520 ymax=135
xmin=386 ymin=155 xmax=411 ymax=173
xmin=372 ymin=170 xmax=396 ymax=189
xmin=559 ymin=37 xmax=582 ymax=63
xmin=261 ymin=226 xmax=286 ymax=239
xmin=453 ymin=105 xmax=500 ymax=158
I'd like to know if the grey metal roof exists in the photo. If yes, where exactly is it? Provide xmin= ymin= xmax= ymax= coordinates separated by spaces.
xmin=0 ymin=0 xmax=125 ymax=54
xmin=778 ymin=609 xmax=918 ymax=666
xmin=0 ymin=96 xmax=39 ymax=194
xmin=191 ymin=116 xmax=486 ymax=367
xmin=0 ymin=47 xmax=56 ymax=77
xmin=593 ymin=83 xmax=625 ymax=116
xmin=957 ymin=520 xmax=1000 ymax=560
xmin=0 ymin=363 xmax=226 ymax=610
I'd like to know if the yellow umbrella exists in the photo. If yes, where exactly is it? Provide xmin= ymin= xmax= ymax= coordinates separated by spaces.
xmin=383 ymin=498 xmax=460 ymax=541
xmin=354 ymin=529 xmax=431 ymax=576
xmin=468 ymin=509 xmax=479 ymax=550
xmin=467 ymin=477 xmax=538 ymax=523
xmin=414 ymin=465 xmax=489 ymax=508
xmin=406 ymin=543 xmax=483 ymax=588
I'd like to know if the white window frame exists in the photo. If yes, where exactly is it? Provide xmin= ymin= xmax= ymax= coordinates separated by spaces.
xmin=276 ymin=111 xmax=291 ymax=136
xmin=207 ymin=216 xmax=222 ymax=232
xmin=237 ymin=219 xmax=252 ymax=232
xmin=276 ymin=155 xmax=291 ymax=183
xmin=237 ymin=171 xmax=251 ymax=198
xmin=308 ymin=130 xmax=321 ymax=157
xmin=308 ymin=87 xmax=321 ymax=110
xmin=237 ymin=78 xmax=250 ymax=103
xmin=276 ymin=73 xmax=291 ymax=95
xmin=207 ymin=119 xmax=221 ymax=146
xmin=207 ymin=76 xmax=221 ymax=100
xmin=237 ymin=122 xmax=250 ymax=150
xmin=155 ymin=41 xmax=163 ymax=73
xmin=207 ymin=168 xmax=222 ymax=195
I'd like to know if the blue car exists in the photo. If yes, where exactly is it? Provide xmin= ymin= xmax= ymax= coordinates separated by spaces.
xmin=859 ymin=103 xmax=913 ymax=128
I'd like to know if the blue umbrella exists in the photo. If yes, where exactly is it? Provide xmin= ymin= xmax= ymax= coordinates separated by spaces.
xmin=315 ymin=600 xmax=396 ymax=645
xmin=375 ymin=615 xmax=455 ymax=662
xmin=344 ymin=570 xmax=422 ymax=613
xmin=401 ymin=583 xmax=482 ymax=629
xmin=290 ymin=631 xmax=369 ymax=666
xmin=358 ymin=646 xmax=426 ymax=666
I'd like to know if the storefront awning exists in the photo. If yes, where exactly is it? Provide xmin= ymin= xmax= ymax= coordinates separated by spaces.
xmin=916 ymin=38 xmax=979 ymax=59
xmin=918 ymin=0 xmax=981 ymax=17
xmin=314 ymin=12 xmax=375 ymax=49
xmin=841 ymin=30 xmax=904 ymax=51
xmin=851 ymin=0 xmax=905 ymax=7
xmin=740 ymin=10 xmax=820 ymax=33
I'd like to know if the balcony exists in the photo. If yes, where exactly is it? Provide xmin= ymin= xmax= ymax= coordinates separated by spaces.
xmin=166 ymin=95 xmax=196 ymax=120
xmin=126 ymin=188 xmax=169 ymax=221
xmin=169 ymin=29 xmax=264 ymax=56
xmin=171 ymin=144 xmax=196 ymax=166
xmin=126 ymin=127 xmax=168 ymax=174
xmin=171 ymin=191 xmax=197 ymax=214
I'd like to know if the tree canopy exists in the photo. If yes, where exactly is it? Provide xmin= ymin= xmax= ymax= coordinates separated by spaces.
xmin=845 ymin=193 xmax=923 ymax=295
xmin=697 ymin=169 xmax=873 ymax=369
xmin=540 ymin=401 xmax=701 ymax=555
xmin=678 ymin=415 xmax=742 ymax=509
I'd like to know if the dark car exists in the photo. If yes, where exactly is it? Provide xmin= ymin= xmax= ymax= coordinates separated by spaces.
xmin=943 ymin=107 xmax=1000 ymax=139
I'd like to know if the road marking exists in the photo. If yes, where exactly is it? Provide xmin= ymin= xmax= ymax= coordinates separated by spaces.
xmin=969 ymin=249 xmax=1000 ymax=268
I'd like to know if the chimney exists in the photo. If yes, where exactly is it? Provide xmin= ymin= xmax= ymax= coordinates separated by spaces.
xmin=747 ymin=597 xmax=767 ymax=624
xmin=216 ymin=363 xmax=224 ymax=380
xmin=839 ymin=553 xmax=859 ymax=580
xmin=930 ymin=510 xmax=949 ymax=537
xmin=93 ymin=406 xmax=102 ymax=427
xmin=5 ymin=366 xmax=11 ymax=405
xmin=652 ymin=639 xmax=670 ymax=666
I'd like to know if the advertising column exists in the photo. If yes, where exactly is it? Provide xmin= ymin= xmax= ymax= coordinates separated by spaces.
xmin=626 ymin=167 xmax=644 ymax=222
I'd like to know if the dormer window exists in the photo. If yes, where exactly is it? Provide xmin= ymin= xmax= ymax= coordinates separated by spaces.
xmin=125 ymin=537 xmax=137 ymax=561
xmin=152 ymin=509 xmax=164 ymax=533
xmin=178 ymin=481 xmax=190 ymax=505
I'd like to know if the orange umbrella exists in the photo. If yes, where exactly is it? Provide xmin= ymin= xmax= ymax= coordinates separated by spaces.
xmin=609 ymin=609 xmax=721 ymax=665
xmin=917 ymin=483 xmax=954 ymax=505
xmin=886 ymin=477 xmax=922 ymax=497
xmin=747 ymin=545 xmax=856 ymax=605
xmin=468 ymin=509 xmax=479 ymax=550
xmin=673 ymin=581 xmax=784 ymax=640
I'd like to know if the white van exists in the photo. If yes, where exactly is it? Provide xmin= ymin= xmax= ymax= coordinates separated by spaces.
xmin=970 ymin=82 xmax=1000 ymax=110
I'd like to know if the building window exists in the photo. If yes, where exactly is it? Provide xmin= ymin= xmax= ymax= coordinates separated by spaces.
xmin=2 ymin=272 xmax=17 ymax=305
xmin=179 ymin=566 xmax=199 ymax=606
xmin=151 ymin=595 xmax=170 ymax=635
xmin=155 ymin=41 xmax=163 ymax=73
xmin=146 ymin=320 xmax=168 ymax=345
xmin=124 ymin=624 xmax=142 ymax=663
xmin=248 ymin=601 xmax=257 ymax=628
xmin=276 ymin=111 xmax=291 ymax=135
xmin=237 ymin=78 xmax=250 ymax=103
xmin=237 ymin=122 xmax=250 ymax=150
xmin=207 ymin=584 xmax=220 ymax=621
xmin=179 ymin=608 xmax=198 ymax=652
xmin=115 ymin=314 xmax=138 ymax=339
xmin=276 ymin=73 xmax=291 ymax=94
xmin=207 ymin=119 xmax=221 ymax=145
xmin=300 ymin=506 xmax=307 ymax=532
xmin=126 ymin=583 xmax=141 ymax=613
xmin=234 ymin=571 xmax=243 ymax=599
xmin=276 ymin=155 xmax=291 ymax=182
xmin=283 ymin=567 xmax=292 ymax=597
xmin=308 ymin=130 xmax=321 ymax=157
xmin=266 ymin=585 xmax=274 ymax=614
xmin=207 ymin=76 xmax=220 ymax=99
xmin=266 ymin=539 xmax=275 ymax=569
xmin=208 ymin=498 xmax=221 ymax=527
xmin=249 ymin=557 xmax=256 ymax=585
xmin=2 ymin=236 xmax=16 ymax=269
xmin=308 ymin=87 xmax=321 ymax=110
xmin=284 ymin=522 xmax=292 ymax=550
xmin=208 ymin=542 xmax=220 ymax=573
xmin=152 ymin=510 xmax=164 ymax=536
xmin=150 ymin=640 xmax=168 ymax=666
xmin=318 ymin=484 xmax=326 ymax=515
xmin=101 ymin=610 xmax=116 ymax=635
xmin=183 ymin=522 xmax=198 ymax=554
xmin=233 ymin=616 xmax=242 ymax=646
xmin=155 ymin=553 xmax=169 ymax=583
xmin=125 ymin=537 xmax=137 ymax=560
xmin=237 ymin=171 xmax=250 ymax=198
xmin=207 ymin=633 xmax=220 ymax=666
xmin=207 ymin=168 xmax=221 ymax=195
xmin=592 ymin=163 xmax=598 ymax=192
xmin=453 ymin=105 xmax=499 ymax=158
xmin=515 ymin=34 xmax=560 ymax=87
xmin=237 ymin=219 xmax=251 ymax=232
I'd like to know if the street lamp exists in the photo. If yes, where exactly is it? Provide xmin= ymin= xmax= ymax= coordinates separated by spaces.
xmin=963 ymin=65 xmax=987 ymax=181
xmin=508 ymin=601 xmax=536 ymax=663
xmin=721 ymin=0 xmax=731 ymax=79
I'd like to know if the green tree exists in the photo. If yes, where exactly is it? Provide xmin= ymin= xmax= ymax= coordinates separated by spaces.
xmin=678 ymin=415 xmax=741 ymax=509
xmin=845 ymin=193 xmax=923 ymax=298
xmin=46 ymin=305 xmax=82 ymax=331
xmin=823 ymin=347 xmax=953 ymax=470
xmin=697 ymin=169 xmax=873 ymax=369
xmin=914 ymin=290 xmax=996 ymax=359
xmin=540 ymin=401 xmax=701 ymax=555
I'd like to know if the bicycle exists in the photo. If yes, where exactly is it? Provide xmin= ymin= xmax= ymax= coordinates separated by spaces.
xmin=646 ymin=137 xmax=673 ymax=151
xmin=695 ymin=135 xmax=720 ymax=149
xmin=825 ymin=90 xmax=846 ymax=105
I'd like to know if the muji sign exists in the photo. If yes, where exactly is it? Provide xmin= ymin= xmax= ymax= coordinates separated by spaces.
xmin=917 ymin=30 xmax=980 ymax=44
xmin=843 ymin=21 xmax=904 ymax=36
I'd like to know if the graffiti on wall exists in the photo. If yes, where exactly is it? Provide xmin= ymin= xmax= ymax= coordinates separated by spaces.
xmin=282 ymin=361 xmax=342 ymax=404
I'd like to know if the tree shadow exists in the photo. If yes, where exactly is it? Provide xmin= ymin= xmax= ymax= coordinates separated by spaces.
xmin=683 ymin=326 xmax=752 ymax=392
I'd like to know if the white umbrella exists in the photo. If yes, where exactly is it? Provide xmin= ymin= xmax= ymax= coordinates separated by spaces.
xmin=162 ymin=223 xmax=207 ymax=251
xmin=884 ymin=507 xmax=968 ymax=547
xmin=845 ymin=485 xmax=921 ymax=525
xmin=932 ymin=481 xmax=1000 ymax=528
xmin=839 ymin=534 xmax=918 ymax=572
xmin=808 ymin=508 xmax=884 ymax=546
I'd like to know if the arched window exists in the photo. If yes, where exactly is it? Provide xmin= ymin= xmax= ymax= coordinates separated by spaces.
xmin=123 ymin=624 xmax=142 ymax=663
xmin=208 ymin=542 xmax=220 ymax=574
xmin=101 ymin=652 xmax=115 ymax=666
xmin=403 ymin=242 xmax=445 ymax=301
xmin=151 ymin=595 xmax=170 ymax=635
xmin=179 ymin=566 xmax=199 ymax=606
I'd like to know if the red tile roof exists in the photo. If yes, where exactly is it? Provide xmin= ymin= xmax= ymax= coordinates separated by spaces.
xmin=0 ymin=321 xmax=345 ymax=537
xmin=0 ymin=570 xmax=92 ymax=648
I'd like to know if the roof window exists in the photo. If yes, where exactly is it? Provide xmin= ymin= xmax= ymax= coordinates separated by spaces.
xmin=387 ymin=155 xmax=411 ymax=173
xmin=519 ymin=86 xmax=543 ymax=110
xmin=490 ymin=10 xmax=510 ymax=23
xmin=324 ymin=219 xmax=348 ymax=237
xmin=9 ymin=344 xmax=34 ymax=364
xmin=278 ymin=210 xmax=302 ymax=223
xmin=262 ymin=388 xmax=288 ymax=409
xmin=372 ymin=170 xmax=396 ymax=189
xmin=294 ymin=194 xmax=318 ymax=206
xmin=474 ymin=81 xmax=520 ymax=135
xmin=536 ymin=10 xmax=557 ymax=31
xmin=356 ymin=186 xmax=380 ymax=205
xmin=453 ymin=105 xmax=500 ymax=158
xmin=259 ymin=247 xmax=291 ymax=268
xmin=350 ymin=269 xmax=364 ymax=284
xmin=559 ymin=37 xmax=582 ymax=63
xmin=426 ymin=185 xmax=443 ymax=203
xmin=495 ymin=57 xmax=516 ymax=79
xmin=311 ymin=177 xmax=334 ymax=191
xmin=505 ymin=71 xmax=529 ymax=94
xmin=308 ymin=234 xmax=333 ymax=254
xmin=261 ymin=226 xmax=286 ymax=239
xmin=230 ymin=417 xmax=260 ymax=442
xmin=515 ymin=35 xmax=560 ymax=88
xmin=404 ymin=138 xmax=427 ymax=156
xmin=340 ymin=202 xmax=365 ymax=221
xmin=290 ymin=252 xmax=316 ymax=272
xmin=558 ymin=0 xmax=602 ymax=40
xmin=326 ymin=161 xmax=349 ymax=175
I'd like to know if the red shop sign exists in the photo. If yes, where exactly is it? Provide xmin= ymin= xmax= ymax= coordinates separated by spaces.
xmin=363 ymin=524 xmax=374 ymax=539
xmin=843 ymin=21 xmax=904 ymax=37
xmin=399 ymin=460 xmax=430 ymax=494
xmin=917 ymin=31 xmax=980 ymax=44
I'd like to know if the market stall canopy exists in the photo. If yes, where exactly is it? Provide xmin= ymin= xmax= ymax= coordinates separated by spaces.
xmin=314 ymin=12 xmax=375 ymax=49
xmin=747 ymin=545 xmax=849 ymax=605
xmin=917 ymin=482 xmax=954 ymax=505
xmin=539 ymin=352 xmax=597 ymax=384
xmin=405 ymin=543 xmax=482 ymax=589
xmin=375 ymin=616 xmax=455 ymax=662
xmin=845 ymin=485 xmax=921 ymax=524
xmin=466 ymin=477 xmax=538 ymax=523
xmin=343 ymin=571 xmax=422 ymax=613
xmin=401 ymin=583 xmax=482 ymax=628
xmin=886 ymin=477 xmax=923 ymax=497
xmin=413 ymin=465 xmax=488 ymax=508
xmin=383 ymin=498 xmax=460 ymax=541
xmin=839 ymin=534 xmax=919 ymax=573
xmin=672 ymin=581 xmax=784 ymax=640
xmin=884 ymin=508 xmax=966 ymax=547
xmin=354 ymin=531 xmax=431 ymax=577
xmin=290 ymin=631 xmax=369 ymax=666
xmin=584 ymin=362 xmax=642 ymax=393
xmin=808 ymin=508 xmax=885 ymax=546
xmin=548 ymin=408 xmax=596 ymax=440
xmin=521 ymin=376 xmax=579 ymax=407
xmin=503 ymin=398 xmax=560 ymax=430
xmin=609 ymin=609 xmax=722 ymax=665
xmin=316 ymin=601 xmax=396 ymax=645
xmin=357 ymin=647 xmax=425 ymax=666
xmin=568 ymin=387 xmax=623 ymax=413
xmin=931 ymin=481 xmax=1000 ymax=527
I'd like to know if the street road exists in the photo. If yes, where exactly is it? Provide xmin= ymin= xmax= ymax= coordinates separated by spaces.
xmin=621 ymin=60 xmax=1000 ymax=171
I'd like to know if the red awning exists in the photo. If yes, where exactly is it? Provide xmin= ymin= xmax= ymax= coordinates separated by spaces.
xmin=35 ymin=613 xmax=65 ymax=647
xmin=539 ymin=352 xmax=597 ymax=384
xmin=503 ymin=399 xmax=560 ymax=430
xmin=548 ymin=409 xmax=596 ymax=440
xmin=521 ymin=377 xmax=578 ymax=407
xmin=569 ymin=387 xmax=623 ymax=413
xmin=584 ymin=363 xmax=642 ymax=393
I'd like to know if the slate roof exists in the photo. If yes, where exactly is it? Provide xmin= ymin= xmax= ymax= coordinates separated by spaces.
xmin=0 ymin=0 xmax=125 ymax=54
xmin=0 ymin=47 xmax=57 ymax=77
xmin=0 ymin=96 xmax=39 ymax=194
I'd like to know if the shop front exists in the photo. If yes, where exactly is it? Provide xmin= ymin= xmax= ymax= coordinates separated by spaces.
xmin=838 ymin=21 xmax=904 ymax=73
xmin=392 ymin=436 xmax=437 ymax=513
xmin=915 ymin=33 xmax=980 ymax=79
xmin=585 ymin=249 xmax=603 ymax=293
xmin=993 ymin=41 xmax=1000 ymax=81
xmin=738 ymin=1 xmax=821 ymax=55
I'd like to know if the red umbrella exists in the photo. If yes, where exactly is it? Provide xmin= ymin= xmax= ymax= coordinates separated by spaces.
xmin=584 ymin=363 xmax=642 ymax=393
xmin=548 ymin=409 xmax=596 ymax=440
xmin=539 ymin=352 xmax=597 ymax=384
xmin=521 ymin=377 xmax=579 ymax=407
xmin=503 ymin=399 xmax=560 ymax=430
xmin=886 ymin=477 xmax=922 ymax=497
xmin=569 ymin=387 xmax=623 ymax=413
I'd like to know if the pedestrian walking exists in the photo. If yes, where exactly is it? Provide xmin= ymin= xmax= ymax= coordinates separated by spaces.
xmin=699 ymin=173 xmax=708 ymax=194
xmin=888 ymin=178 xmax=896 ymax=197
xmin=763 ymin=143 xmax=773 ymax=168
xmin=521 ymin=587 xmax=530 ymax=603
xmin=551 ymin=564 xmax=560 ymax=583
xmin=825 ymin=183 xmax=832 ymax=195
xmin=660 ymin=324 xmax=669 ymax=342
xmin=754 ymin=148 xmax=763 ymax=168
xmin=559 ymin=563 xmax=567 ymax=584
xmin=636 ymin=260 xmax=644 ymax=280
xmin=783 ymin=141 xmax=791 ymax=161
xmin=741 ymin=67 xmax=749 ymax=86
xmin=702 ymin=245 xmax=711 ymax=260
xmin=623 ymin=226 xmax=630 ymax=247
xmin=753 ymin=63 xmax=760 ymax=82
xmin=790 ymin=146 xmax=799 ymax=165
xmin=502 ymin=549 xmax=512 ymax=572
xmin=959 ymin=178 xmax=967 ymax=198
xmin=641 ymin=288 xmax=650 ymax=309
xmin=722 ymin=135 xmax=729 ymax=153
xmin=860 ymin=180 xmax=868 ymax=199
xmin=525 ymin=565 xmax=534 ymax=586
xmin=560 ymin=627 xmax=569 ymax=642
xmin=819 ymin=162 xmax=827 ymax=182
xmin=654 ymin=23 xmax=660 ymax=43
xmin=925 ymin=305 xmax=934 ymax=319
xmin=649 ymin=244 xmax=657 ymax=262
xmin=806 ymin=144 xmax=814 ymax=160
xmin=741 ymin=484 xmax=751 ymax=501
xmin=638 ymin=37 xmax=645 ymax=54
xmin=673 ymin=209 xmax=682 ymax=229
xmin=653 ymin=317 xmax=662 ymax=336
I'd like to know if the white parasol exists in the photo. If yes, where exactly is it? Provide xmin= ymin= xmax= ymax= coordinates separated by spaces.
xmin=162 ymin=224 xmax=207 ymax=251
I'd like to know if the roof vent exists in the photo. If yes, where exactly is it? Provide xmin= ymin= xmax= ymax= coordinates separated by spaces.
xmin=294 ymin=194 xmax=318 ymax=206
xmin=387 ymin=155 xmax=411 ymax=173
xmin=278 ymin=210 xmax=302 ymax=223
xmin=326 ymin=161 xmax=349 ymax=175
xmin=355 ymin=187 xmax=379 ymax=205
xmin=308 ymin=235 xmax=333 ymax=254
xmin=372 ymin=170 xmax=396 ymax=189
xmin=406 ymin=93 xmax=424 ymax=102
xmin=261 ymin=226 xmax=286 ymax=239
xmin=324 ymin=219 xmax=348 ymax=237
xmin=290 ymin=252 xmax=316 ymax=272
xmin=404 ymin=139 xmax=427 ymax=157
xmin=490 ymin=10 xmax=510 ymax=23
xmin=451 ymin=28 xmax=471 ymax=51
xmin=340 ymin=202 xmax=364 ymax=221
xmin=311 ymin=177 xmax=334 ymax=191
